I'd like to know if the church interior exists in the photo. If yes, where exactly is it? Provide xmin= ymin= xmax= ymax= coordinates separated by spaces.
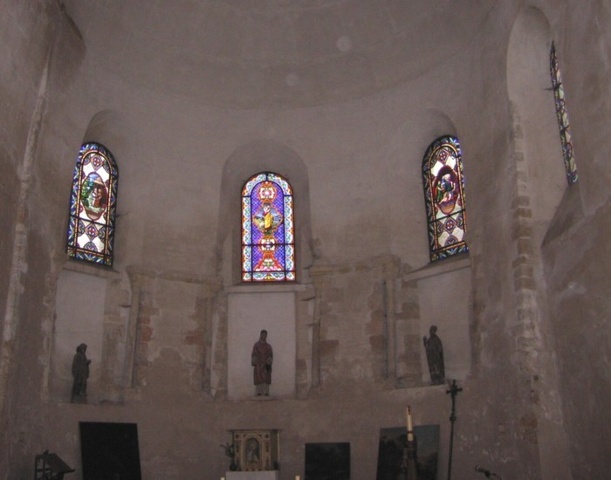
xmin=1 ymin=1 xmax=611 ymax=479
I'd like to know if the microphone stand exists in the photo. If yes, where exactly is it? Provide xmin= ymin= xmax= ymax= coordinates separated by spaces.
xmin=446 ymin=380 xmax=462 ymax=480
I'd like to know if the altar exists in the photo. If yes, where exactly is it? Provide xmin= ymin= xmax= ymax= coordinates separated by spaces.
xmin=225 ymin=472 xmax=279 ymax=480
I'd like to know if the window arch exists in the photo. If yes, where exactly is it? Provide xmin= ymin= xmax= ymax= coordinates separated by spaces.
xmin=241 ymin=172 xmax=295 ymax=282
xmin=422 ymin=135 xmax=468 ymax=262
xmin=550 ymin=42 xmax=578 ymax=185
xmin=66 ymin=142 xmax=118 ymax=266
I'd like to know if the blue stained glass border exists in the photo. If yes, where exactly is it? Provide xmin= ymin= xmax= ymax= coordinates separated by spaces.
xmin=241 ymin=172 xmax=296 ymax=282
xmin=422 ymin=136 xmax=468 ymax=262
xmin=66 ymin=142 xmax=118 ymax=267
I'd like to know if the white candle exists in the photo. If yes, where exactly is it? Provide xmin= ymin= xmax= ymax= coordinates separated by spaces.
xmin=407 ymin=405 xmax=414 ymax=441
xmin=407 ymin=406 xmax=413 ymax=430
xmin=295 ymin=476 xmax=301 ymax=480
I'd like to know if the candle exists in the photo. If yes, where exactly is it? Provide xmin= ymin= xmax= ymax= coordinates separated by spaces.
xmin=407 ymin=406 xmax=414 ymax=441
xmin=406 ymin=406 xmax=413 ymax=431
xmin=295 ymin=476 xmax=301 ymax=480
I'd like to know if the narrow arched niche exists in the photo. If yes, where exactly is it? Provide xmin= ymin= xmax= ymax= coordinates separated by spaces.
xmin=507 ymin=7 xmax=567 ymax=247
xmin=214 ymin=140 xmax=314 ymax=400
xmin=216 ymin=139 xmax=313 ymax=286
xmin=82 ymin=110 xmax=129 ymax=156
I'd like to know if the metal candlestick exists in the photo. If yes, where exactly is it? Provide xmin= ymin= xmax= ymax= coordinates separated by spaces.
xmin=404 ymin=437 xmax=418 ymax=480
xmin=446 ymin=380 xmax=462 ymax=480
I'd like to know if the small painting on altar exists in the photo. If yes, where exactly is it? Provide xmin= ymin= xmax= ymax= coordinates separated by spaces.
xmin=375 ymin=425 xmax=440 ymax=480
xmin=230 ymin=429 xmax=280 ymax=471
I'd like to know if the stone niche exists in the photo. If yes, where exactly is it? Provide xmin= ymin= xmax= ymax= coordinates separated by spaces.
xmin=411 ymin=256 xmax=472 ymax=383
xmin=50 ymin=267 xmax=109 ymax=403
xmin=226 ymin=286 xmax=298 ymax=399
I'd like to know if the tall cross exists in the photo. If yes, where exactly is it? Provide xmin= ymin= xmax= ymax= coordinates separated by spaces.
xmin=446 ymin=380 xmax=463 ymax=480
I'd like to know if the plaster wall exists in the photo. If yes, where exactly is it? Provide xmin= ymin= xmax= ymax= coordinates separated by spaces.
xmin=51 ymin=270 xmax=106 ymax=403
xmin=417 ymin=267 xmax=472 ymax=383
xmin=227 ymin=289 xmax=297 ymax=399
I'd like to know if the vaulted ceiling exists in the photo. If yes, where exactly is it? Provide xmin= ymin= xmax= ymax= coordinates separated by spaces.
xmin=63 ymin=0 xmax=496 ymax=107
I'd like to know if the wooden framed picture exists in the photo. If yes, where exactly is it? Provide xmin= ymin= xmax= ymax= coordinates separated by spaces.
xmin=230 ymin=429 xmax=280 ymax=471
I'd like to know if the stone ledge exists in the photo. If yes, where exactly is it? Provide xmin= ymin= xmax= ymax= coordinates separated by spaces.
xmin=403 ymin=253 xmax=471 ymax=282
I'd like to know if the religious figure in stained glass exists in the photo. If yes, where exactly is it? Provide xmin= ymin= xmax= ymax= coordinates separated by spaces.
xmin=242 ymin=172 xmax=295 ymax=282
xmin=422 ymin=136 xmax=468 ymax=262
xmin=81 ymin=173 xmax=108 ymax=221
xmin=66 ymin=143 xmax=118 ymax=266
xmin=550 ymin=42 xmax=578 ymax=185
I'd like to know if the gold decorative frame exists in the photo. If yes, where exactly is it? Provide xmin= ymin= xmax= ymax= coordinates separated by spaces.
xmin=230 ymin=429 xmax=280 ymax=471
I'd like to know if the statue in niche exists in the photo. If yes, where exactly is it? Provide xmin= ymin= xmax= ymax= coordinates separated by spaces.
xmin=71 ymin=343 xmax=91 ymax=402
xmin=251 ymin=329 xmax=273 ymax=396
xmin=423 ymin=325 xmax=445 ymax=385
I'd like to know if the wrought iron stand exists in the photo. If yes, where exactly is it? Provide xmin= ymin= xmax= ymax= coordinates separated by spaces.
xmin=446 ymin=380 xmax=462 ymax=480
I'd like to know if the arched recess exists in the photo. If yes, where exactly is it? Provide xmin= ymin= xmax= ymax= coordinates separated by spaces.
xmin=50 ymin=110 xmax=131 ymax=404
xmin=389 ymin=109 xmax=473 ymax=386
xmin=389 ymin=107 xmax=460 ymax=267
xmin=506 ymin=8 xmax=572 ymax=480
xmin=413 ymin=108 xmax=459 ymax=157
xmin=418 ymin=127 xmax=472 ymax=384
xmin=62 ymin=109 xmax=129 ymax=270
xmin=73 ymin=109 xmax=136 ymax=269
xmin=214 ymin=140 xmax=314 ymax=399
xmin=81 ymin=110 xmax=130 ymax=164
xmin=216 ymin=139 xmax=313 ymax=286
xmin=507 ymin=7 xmax=567 ymax=246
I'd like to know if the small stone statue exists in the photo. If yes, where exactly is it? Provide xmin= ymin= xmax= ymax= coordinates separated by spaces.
xmin=71 ymin=343 xmax=91 ymax=403
xmin=423 ymin=325 xmax=445 ymax=385
xmin=251 ymin=329 xmax=273 ymax=396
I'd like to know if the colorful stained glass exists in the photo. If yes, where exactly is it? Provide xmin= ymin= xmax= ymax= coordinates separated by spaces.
xmin=422 ymin=136 xmax=468 ymax=262
xmin=66 ymin=143 xmax=118 ymax=266
xmin=550 ymin=42 xmax=578 ymax=185
xmin=242 ymin=172 xmax=295 ymax=282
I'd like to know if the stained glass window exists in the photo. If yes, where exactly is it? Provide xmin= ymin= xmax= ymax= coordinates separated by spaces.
xmin=422 ymin=136 xmax=468 ymax=262
xmin=550 ymin=42 xmax=578 ymax=185
xmin=67 ymin=142 xmax=118 ymax=266
xmin=241 ymin=172 xmax=295 ymax=282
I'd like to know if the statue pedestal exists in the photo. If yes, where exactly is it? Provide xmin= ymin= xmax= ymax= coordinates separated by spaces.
xmin=226 ymin=472 xmax=279 ymax=480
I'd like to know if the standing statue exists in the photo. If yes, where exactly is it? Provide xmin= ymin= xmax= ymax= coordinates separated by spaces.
xmin=71 ymin=343 xmax=91 ymax=403
xmin=251 ymin=330 xmax=273 ymax=396
xmin=423 ymin=325 xmax=445 ymax=385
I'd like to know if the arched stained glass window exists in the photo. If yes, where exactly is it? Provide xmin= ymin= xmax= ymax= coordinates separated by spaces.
xmin=422 ymin=135 xmax=468 ymax=262
xmin=242 ymin=172 xmax=295 ymax=282
xmin=550 ymin=42 xmax=578 ymax=185
xmin=66 ymin=142 xmax=118 ymax=266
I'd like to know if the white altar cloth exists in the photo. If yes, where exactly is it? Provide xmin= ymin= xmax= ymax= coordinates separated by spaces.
xmin=225 ymin=471 xmax=279 ymax=480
